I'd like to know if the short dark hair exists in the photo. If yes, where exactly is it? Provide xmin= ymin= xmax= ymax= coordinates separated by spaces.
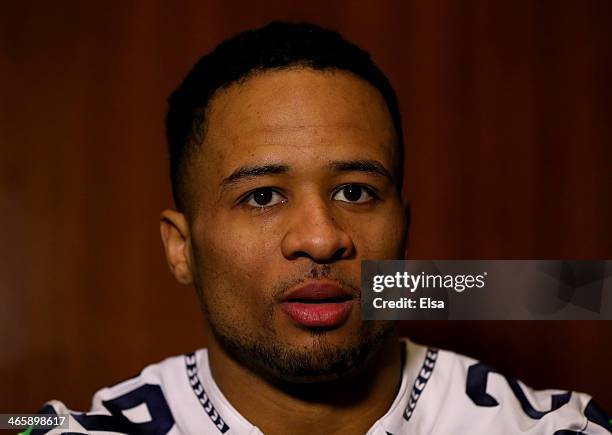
xmin=166 ymin=21 xmax=404 ymax=214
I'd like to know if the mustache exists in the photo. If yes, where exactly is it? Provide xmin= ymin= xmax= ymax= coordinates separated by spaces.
xmin=271 ymin=264 xmax=361 ymax=301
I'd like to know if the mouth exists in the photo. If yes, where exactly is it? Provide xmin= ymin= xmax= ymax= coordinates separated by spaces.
xmin=280 ymin=281 xmax=354 ymax=328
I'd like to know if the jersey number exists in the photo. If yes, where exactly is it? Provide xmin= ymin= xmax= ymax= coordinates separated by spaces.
xmin=72 ymin=384 xmax=175 ymax=434
xmin=466 ymin=363 xmax=571 ymax=419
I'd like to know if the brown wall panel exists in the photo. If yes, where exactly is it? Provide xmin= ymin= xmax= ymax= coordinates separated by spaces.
xmin=1 ymin=0 xmax=610 ymax=413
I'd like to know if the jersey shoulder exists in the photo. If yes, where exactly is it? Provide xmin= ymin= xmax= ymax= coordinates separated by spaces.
xmin=411 ymin=341 xmax=611 ymax=434
xmin=32 ymin=350 xmax=204 ymax=435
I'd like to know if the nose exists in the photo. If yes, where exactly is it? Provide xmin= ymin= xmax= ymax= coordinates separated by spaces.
xmin=281 ymin=198 xmax=355 ymax=263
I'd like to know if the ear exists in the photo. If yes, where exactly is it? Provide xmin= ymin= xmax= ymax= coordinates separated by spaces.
xmin=160 ymin=209 xmax=194 ymax=285
xmin=402 ymin=200 xmax=411 ymax=260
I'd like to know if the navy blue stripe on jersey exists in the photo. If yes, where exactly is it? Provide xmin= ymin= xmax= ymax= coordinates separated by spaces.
xmin=403 ymin=347 xmax=438 ymax=421
xmin=184 ymin=352 xmax=230 ymax=433
xmin=584 ymin=399 xmax=612 ymax=432
xmin=29 ymin=404 xmax=56 ymax=435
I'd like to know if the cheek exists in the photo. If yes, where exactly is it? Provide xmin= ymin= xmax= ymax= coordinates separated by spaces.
xmin=207 ymin=216 xmax=279 ymax=264
xmin=192 ymin=216 xmax=280 ymax=305
xmin=192 ymin=237 xmax=270 ymax=331
xmin=350 ymin=207 xmax=406 ymax=258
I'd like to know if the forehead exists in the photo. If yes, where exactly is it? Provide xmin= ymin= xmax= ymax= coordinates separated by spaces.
xmin=198 ymin=68 xmax=397 ymax=179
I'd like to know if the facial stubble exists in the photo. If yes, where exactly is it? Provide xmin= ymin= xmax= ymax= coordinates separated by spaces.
xmin=194 ymin=269 xmax=396 ymax=384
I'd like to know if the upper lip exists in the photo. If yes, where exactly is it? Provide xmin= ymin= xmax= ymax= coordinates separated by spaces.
xmin=281 ymin=280 xmax=353 ymax=303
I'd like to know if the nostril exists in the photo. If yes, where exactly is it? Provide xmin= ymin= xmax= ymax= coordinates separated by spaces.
xmin=330 ymin=247 xmax=348 ymax=262
xmin=287 ymin=247 xmax=351 ymax=264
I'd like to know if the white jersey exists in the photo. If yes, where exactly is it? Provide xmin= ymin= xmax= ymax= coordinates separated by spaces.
xmin=37 ymin=339 xmax=611 ymax=434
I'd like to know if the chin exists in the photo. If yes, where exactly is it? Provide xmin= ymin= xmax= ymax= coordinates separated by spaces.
xmin=213 ymin=318 xmax=396 ymax=384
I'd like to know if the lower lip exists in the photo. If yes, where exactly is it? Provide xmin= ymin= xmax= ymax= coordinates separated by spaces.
xmin=281 ymin=301 xmax=353 ymax=328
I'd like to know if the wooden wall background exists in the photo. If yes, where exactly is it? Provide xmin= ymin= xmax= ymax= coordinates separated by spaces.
xmin=1 ymin=0 xmax=611 ymax=413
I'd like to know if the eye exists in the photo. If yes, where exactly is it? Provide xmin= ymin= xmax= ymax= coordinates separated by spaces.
xmin=243 ymin=188 xmax=286 ymax=208
xmin=333 ymin=184 xmax=377 ymax=204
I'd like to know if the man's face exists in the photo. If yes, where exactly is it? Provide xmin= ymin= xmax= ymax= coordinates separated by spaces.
xmin=184 ymin=68 xmax=407 ymax=382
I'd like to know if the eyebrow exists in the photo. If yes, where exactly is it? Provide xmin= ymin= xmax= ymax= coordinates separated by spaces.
xmin=220 ymin=159 xmax=393 ymax=190
xmin=328 ymin=159 xmax=393 ymax=181
xmin=220 ymin=163 xmax=290 ymax=189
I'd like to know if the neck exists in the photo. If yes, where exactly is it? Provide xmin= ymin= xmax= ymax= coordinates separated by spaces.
xmin=207 ymin=332 xmax=403 ymax=435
